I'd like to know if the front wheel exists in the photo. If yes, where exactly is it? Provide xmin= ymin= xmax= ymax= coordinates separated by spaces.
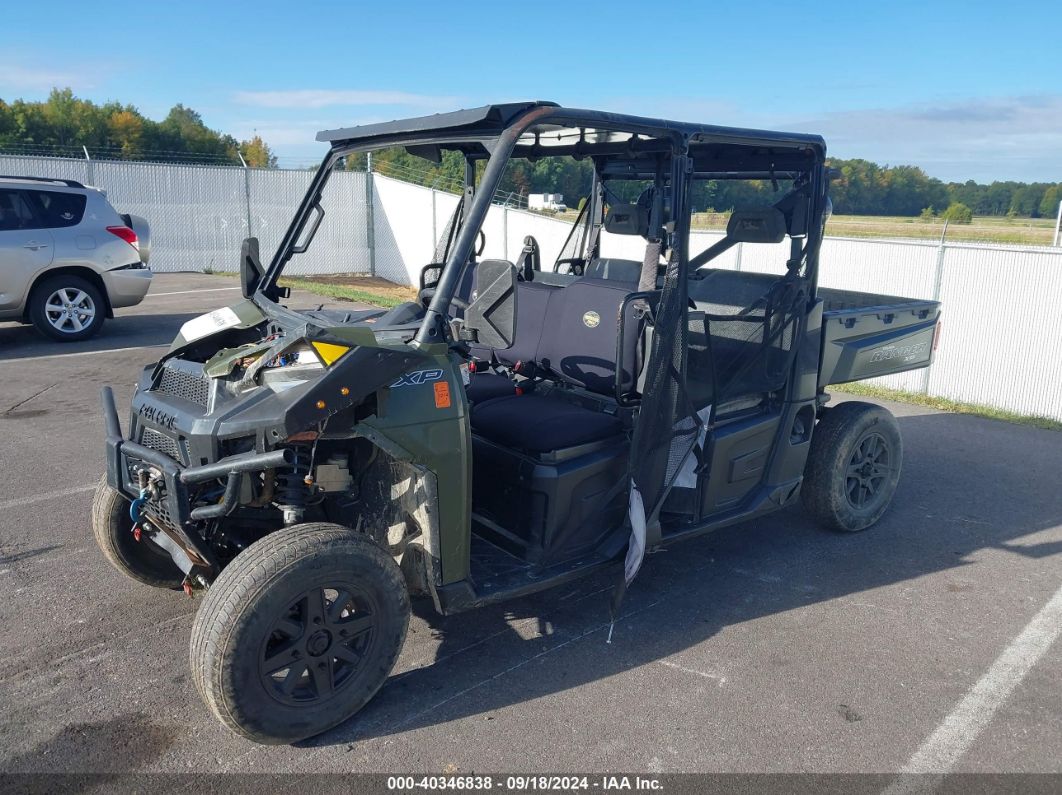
xmin=190 ymin=522 xmax=410 ymax=744
xmin=91 ymin=475 xmax=184 ymax=588
xmin=801 ymin=401 xmax=903 ymax=532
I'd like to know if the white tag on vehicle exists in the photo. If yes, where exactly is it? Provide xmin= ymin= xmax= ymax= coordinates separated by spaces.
xmin=179 ymin=306 xmax=242 ymax=343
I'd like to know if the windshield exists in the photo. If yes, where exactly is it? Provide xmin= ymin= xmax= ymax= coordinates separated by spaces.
xmin=261 ymin=142 xmax=651 ymax=289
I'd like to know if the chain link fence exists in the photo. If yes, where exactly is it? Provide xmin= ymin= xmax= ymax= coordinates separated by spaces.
xmin=0 ymin=153 xmax=371 ymax=275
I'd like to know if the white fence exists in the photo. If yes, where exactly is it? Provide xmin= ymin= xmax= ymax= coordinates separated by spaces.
xmin=3 ymin=155 xmax=1061 ymax=421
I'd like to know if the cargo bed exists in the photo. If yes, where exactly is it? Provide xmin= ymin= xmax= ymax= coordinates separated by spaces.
xmin=689 ymin=269 xmax=941 ymax=389
xmin=818 ymin=287 xmax=940 ymax=387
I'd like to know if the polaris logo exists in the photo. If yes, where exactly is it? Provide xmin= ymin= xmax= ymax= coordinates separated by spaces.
xmin=391 ymin=368 xmax=445 ymax=388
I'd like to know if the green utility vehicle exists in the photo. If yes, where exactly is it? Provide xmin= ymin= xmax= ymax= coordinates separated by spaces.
xmin=95 ymin=102 xmax=941 ymax=744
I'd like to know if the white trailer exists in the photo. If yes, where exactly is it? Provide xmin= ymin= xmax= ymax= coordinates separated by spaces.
xmin=528 ymin=193 xmax=567 ymax=212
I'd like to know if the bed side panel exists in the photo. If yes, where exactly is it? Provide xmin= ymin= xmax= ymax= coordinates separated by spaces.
xmin=819 ymin=297 xmax=940 ymax=387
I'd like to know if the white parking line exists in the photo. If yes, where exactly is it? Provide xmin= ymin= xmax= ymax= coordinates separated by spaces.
xmin=0 ymin=484 xmax=96 ymax=511
xmin=146 ymin=287 xmax=240 ymax=298
xmin=657 ymin=658 xmax=727 ymax=684
xmin=0 ymin=343 xmax=168 ymax=362
xmin=885 ymin=581 xmax=1062 ymax=789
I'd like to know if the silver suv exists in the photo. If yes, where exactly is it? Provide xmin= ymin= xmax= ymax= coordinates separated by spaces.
xmin=0 ymin=175 xmax=152 ymax=341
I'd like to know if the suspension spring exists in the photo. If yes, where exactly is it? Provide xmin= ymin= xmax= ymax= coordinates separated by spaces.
xmin=275 ymin=446 xmax=312 ymax=524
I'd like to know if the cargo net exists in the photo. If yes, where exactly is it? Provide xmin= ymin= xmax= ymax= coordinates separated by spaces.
xmin=556 ymin=196 xmax=594 ymax=266
xmin=705 ymin=273 xmax=805 ymax=403
xmin=628 ymin=244 xmax=701 ymax=524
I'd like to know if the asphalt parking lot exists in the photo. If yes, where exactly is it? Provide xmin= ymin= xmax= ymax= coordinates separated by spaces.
xmin=0 ymin=272 xmax=1059 ymax=777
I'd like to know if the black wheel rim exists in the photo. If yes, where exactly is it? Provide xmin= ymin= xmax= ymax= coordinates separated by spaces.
xmin=844 ymin=431 xmax=892 ymax=510
xmin=259 ymin=585 xmax=377 ymax=706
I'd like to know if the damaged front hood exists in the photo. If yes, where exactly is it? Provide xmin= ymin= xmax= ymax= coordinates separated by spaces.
xmin=171 ymin=298 xmax=267 ymax=351
xmin=145 ymin=294 xmax=433 ymax=448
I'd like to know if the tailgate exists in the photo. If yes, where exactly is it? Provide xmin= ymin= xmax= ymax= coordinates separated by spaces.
xmin=818 ymin=288 xmax=941 ymax=387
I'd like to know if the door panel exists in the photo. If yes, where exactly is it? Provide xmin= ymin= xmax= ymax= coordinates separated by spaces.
xmin=0 ymin=189 xmax=54 ymax=312
xmin=699 ymin=411 xmax=782 ymax=515
xmin=0 ymin=230 xmax=54 ymax=312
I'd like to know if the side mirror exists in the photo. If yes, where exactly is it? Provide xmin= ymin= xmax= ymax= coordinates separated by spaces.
xmin=240 ymin=237 xmax=263 ymax=298
xmin=463 ymin=259 xmax=518 ymax=349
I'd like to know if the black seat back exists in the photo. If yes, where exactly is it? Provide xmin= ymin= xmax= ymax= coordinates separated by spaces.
xmin=469 ymin=272 xmax=558 ymax=366
xmin=469 ymin=264 xmax=645 ymax=400
xmin=536 ymin=277 xmax=642 ymax=397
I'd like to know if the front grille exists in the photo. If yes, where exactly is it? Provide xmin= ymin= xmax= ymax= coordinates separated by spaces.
xmin=140 ymin=427 xmax=183 ymax=462
xmin=145 ymin=501 xmax=177 ymax=530
xmin=157 ymin=365 xmax=210 ymax=407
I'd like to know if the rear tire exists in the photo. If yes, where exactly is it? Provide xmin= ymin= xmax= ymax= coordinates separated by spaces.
xmin=91 ymin=475 xmax=184 ymax=588
xmin=190 ymin=522 xmax=410 ymax=744
xmin=801 ymin=401 xmax=902 ymax=532
xmin=28 ymin=274 xmax=106 ymax=341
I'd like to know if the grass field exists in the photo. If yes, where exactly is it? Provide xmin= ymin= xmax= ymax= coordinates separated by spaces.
xmin=278 ymin=274 xmax=417 ymax=308
xmin=832 ymin=383 xmax=1062 ymax=431
xmin=693 ymin=212 xmax=1058 ymax=246
xmin=552 ymin=208 xmax=1059 ymax=246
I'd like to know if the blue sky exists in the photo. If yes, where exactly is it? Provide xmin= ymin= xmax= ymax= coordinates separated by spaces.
xmin=2 ymin=0 xmax=1060 ymax=182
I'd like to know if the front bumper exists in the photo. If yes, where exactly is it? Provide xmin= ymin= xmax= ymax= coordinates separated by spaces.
xmin=102 ymin=386 xmax=291 ymax=572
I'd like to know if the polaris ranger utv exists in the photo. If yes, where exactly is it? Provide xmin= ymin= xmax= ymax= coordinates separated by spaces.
xmin=95 ymin=102 xmax=941 ymax=744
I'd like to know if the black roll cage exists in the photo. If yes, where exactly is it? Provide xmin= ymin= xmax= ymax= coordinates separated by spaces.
xmin=258 ymin=102 xmax=830 ymax=346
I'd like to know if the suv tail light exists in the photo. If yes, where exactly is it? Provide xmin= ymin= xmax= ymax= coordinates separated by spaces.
xmin=106 ymin=225 xmax=139 ymax=251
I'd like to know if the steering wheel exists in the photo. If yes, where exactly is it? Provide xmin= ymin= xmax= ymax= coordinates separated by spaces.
xmin=554 ymin=258 xmax=585 ymax=276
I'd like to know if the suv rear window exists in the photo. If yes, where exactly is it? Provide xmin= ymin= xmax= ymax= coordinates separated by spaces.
xmin=30 ymin=189 xmax=87 ymax=228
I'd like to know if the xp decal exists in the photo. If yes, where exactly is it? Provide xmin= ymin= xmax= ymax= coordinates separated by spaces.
xmin=391 ymin=368 xmax=445 ymax=388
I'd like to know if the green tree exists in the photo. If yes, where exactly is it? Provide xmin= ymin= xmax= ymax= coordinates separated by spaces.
xmin=1038 ymin=186 xmax=1061 ymax=219
xmin=239 ymin=135 xmax=276 ymax=168
xmin=108 ymin=110 xmax=144 ymax=159
xmin=1009 ymin=184 xmax=1047 ymax=217
xmin=0 ymin=89 xmax=255 ymax=165
xmin=940 ymin=202 xmax=973 ymax=224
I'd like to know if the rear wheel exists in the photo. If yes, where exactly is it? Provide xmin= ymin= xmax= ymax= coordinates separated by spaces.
xmin=91 ymin=475 xmax=184 ymax=588
xmin=801 ymin=401 xmax=902 ymax=532
xmin=29 ymin=274 xmax=105 ymax=341
xmin=190 ymin=522 xmax=410 ymax=744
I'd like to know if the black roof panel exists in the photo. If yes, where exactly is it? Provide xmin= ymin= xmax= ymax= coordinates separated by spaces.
xmin=316 ymin=102 xmax=557 ymax=143
xmin=317 ymin=101 xmax=826 ymax=155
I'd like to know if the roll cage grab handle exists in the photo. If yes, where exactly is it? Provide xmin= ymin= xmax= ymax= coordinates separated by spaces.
xmin=414 ymin=107 xmax=554 ymax=346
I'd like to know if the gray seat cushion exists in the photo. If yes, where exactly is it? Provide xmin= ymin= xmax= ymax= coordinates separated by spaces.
xmin=471 ymin=394 xmax=622 ymax=453
xmin=466 ymin=372 xmax=516 ymax=403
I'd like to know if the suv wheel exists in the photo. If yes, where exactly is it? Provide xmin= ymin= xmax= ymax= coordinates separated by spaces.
xmin=29 ymin=274 xmax=105 ymax=341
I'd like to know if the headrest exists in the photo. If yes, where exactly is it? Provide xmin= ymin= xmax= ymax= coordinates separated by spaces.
xmin=604 ymin=203 xmax=649 ymax=237
xmin=726 ymin=208 xmax=787 ymax=244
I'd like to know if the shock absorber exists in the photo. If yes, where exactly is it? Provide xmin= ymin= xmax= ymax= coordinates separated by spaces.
xmin=275 ymin=445 xmax=312 ymax=525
